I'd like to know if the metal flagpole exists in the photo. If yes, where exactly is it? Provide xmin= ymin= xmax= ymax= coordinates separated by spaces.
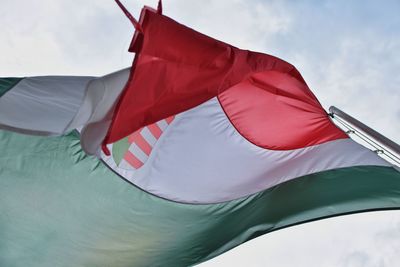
xmin=329 ymin=106 xmax=400 ymax=165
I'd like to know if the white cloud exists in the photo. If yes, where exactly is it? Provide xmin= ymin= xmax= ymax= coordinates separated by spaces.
xmin=0 ymin=0 xmax=293 ymax=76
xmin=307 ymin=35 xmax=400 ymax=142
xmin=164 ymin=0 xmax=292 ymax=51
xmin=0 ymin=0 xmax=136 ymax=75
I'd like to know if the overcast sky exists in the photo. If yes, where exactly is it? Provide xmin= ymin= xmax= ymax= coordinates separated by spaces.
xmin=1 ymin=0 xmax=399 ymax=266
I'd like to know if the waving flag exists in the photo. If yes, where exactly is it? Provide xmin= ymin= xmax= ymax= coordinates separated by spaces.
xmin=1 ymin=2 xmax=400 ymax=267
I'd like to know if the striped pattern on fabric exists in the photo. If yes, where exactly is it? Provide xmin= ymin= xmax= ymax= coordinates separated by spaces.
xmin=118 ymin=116 xmax=175 ymax=170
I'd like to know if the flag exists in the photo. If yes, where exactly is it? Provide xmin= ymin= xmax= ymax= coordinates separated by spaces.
xmin=1 ymin=3 xmax=400 ymax=267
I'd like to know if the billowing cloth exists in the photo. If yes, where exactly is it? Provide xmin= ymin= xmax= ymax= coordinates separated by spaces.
xmin=101 ymin=6 xmax=346 ymax=153
xmin=1 ymin=2 xmax=400 ymax=267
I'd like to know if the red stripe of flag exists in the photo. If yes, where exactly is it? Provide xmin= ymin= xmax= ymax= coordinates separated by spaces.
xmin=147 ymin=123 xmax=163 ymax=139
xmin=128 ymin=128 xmax=142 ymax=143
xmin=123 ymin=150 xmax=144 ymax=169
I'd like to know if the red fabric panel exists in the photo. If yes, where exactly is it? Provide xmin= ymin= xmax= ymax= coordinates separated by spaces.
xmin=102 ymin=6 xmax=346 ymax=151
xmin=218 ymin=71 xmax=347 ymax=150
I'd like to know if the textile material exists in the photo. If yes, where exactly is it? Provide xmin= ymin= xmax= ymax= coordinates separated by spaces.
xmin=1 ymin=130 xmax=400 ymax=267
xmin=0 ymin=76 xmax=92 ymax=135
xmin=102 ymin=7 xmax=347 ymax=150
xmin=101 ymin=97 xmax=389 ymax=203
xmin=77 ymin=68 xmax=130 ymax=155
xmin=0 ymin=77 xmax=22 ymax=97
xmin=2 ymin=4 xmax=400 ymax=266
xmin=0 ymin=69 xmax=129 ymax=142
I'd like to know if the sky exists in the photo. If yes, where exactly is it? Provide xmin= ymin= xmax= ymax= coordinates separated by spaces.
xmin=1 ymin=0 xmax=400 ymax=266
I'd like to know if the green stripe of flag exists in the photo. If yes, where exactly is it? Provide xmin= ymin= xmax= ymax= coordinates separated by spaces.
xmin=0 ymin=77 xmax=23 ymax=98
xmin=1 ymin=130 xmax=400 ymax=267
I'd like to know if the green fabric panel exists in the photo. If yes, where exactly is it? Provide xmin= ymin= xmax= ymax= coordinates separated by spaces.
xmin=0 ymin=77 xmax=22 ymax=97
xmin=0 ymin=130 xmax=400 ymax=267
xmin=112 ymin=137 xmax=130 ymax=165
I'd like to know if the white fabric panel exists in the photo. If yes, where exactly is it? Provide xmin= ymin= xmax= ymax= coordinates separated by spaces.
xmin=0 ymin=76 xmax=92 ymax=135
xmin=79 ymin=68 xmax=130 ymax=155
xmin=102 ymin=97 xmax=390 ymax=204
